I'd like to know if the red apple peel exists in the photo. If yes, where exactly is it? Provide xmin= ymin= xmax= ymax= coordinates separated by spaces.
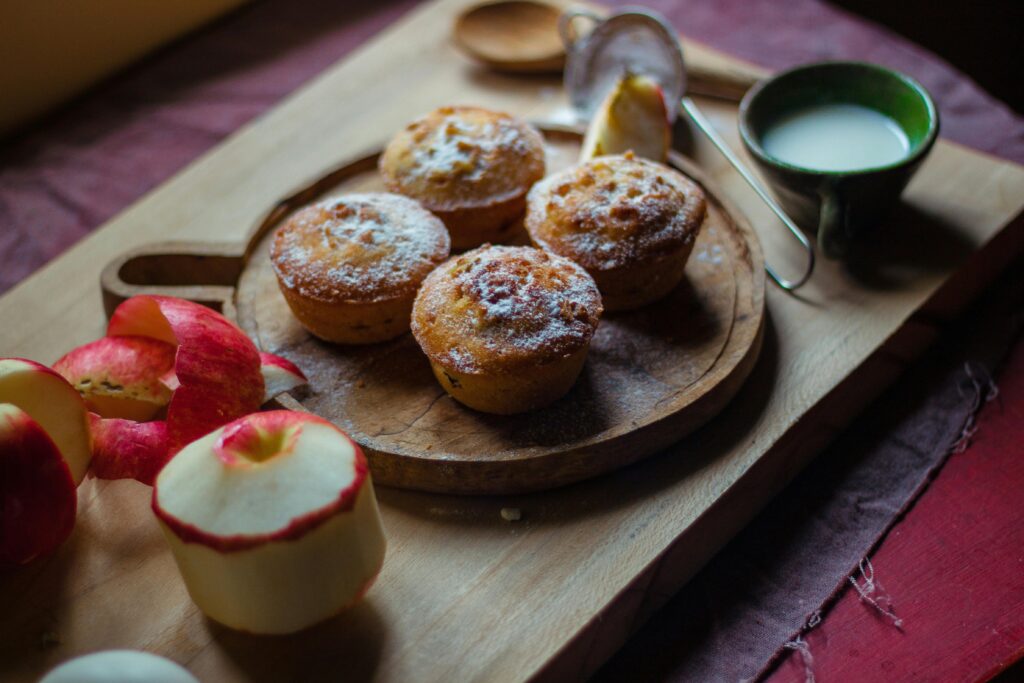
xmin=89 ymin=415 xmax=170 ymax=486
xmin=108 ymin=296 xmax=264 ymax=452
xmin=84 ymin=296 xmax=307 ymax=485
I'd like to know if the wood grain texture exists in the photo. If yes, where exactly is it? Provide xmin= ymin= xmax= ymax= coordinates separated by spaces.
xmin=682 ymin=35 xmax=765 ymax=101
xmin=1 ymin=1 xmax=1023 ymax=681
xmin=453 ymin=0 xmax=566 ymax=73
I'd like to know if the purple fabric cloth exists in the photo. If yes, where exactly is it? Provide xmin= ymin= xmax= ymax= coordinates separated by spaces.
xmin=0 ymin=1 xmax=1021 ymax=680
xmin=0 ymin=0 xmax=417 ymax=295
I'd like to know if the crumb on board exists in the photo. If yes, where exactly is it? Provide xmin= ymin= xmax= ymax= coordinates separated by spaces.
xmin=356 ymin=379 xmax=366 ymax=388
xmin=500 ymin=507 xmax=522 ymax=522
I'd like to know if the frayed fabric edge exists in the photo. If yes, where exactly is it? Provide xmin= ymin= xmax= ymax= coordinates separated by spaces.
xmin=754 ymin=363 xmax=1001 ymax=682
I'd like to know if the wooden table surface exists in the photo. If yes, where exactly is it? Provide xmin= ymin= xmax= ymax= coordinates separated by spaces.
xmin=2 ymin=1 xmax=1023 ymax=681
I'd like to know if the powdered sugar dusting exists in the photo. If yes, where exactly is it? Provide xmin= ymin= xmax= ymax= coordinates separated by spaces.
xmin=381 ymin=106 xmax=546 ymax=208
xmin=526 ymin=153 xmax=706 ymax=271
xmin=271 ymin=193 xmax=450 ymax=303
xmin=408 ymin=115 xmax=530 ymax=183
xmin=412 ymin=245 xmax=602 ymax=374
xmin=695 ymin=243 xmax=723 ymax=265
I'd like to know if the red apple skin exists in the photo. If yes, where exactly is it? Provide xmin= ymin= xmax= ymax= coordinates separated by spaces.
xmin=259 ymin=352 xmax=304 ymax=378
xmin=107 ymin=296 xmax=265 ymax=453
xmin=92 ymin=297 xmax=309 ymax=485
xmin=53 ymin=336 xmax=176 ymax=421
xmin=152 ymin=411 xmax=368 ymax=553
xmin=0 ymin=404 xmax=77 ymax=566
xmin=106 ymin=296 xmax=177 ymax=345
xmin=89 ymin=415 xmax=170 ymax=486
xmin=652 ymin=83 xmax=668 ymax=121
xmin=214 ymin=409 xmax=300 ymax=465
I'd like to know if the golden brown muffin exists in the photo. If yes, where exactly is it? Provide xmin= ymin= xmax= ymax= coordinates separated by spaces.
xmin=411 ymin=245 xmax=602 ymax=415
xmin=525 ymin=152 xmax=706 ymax=311
xmin=379 ymin=106 xmax=546 ymax=250
xmin=271 ymin=193 xmax=450 ymax=344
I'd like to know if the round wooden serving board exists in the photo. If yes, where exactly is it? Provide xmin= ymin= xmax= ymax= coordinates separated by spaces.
xmin=102 ymin=127 xmax=765 ymax=494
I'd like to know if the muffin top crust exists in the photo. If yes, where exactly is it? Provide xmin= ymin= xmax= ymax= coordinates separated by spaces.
xmin=270 ymin=193 xmax=450 ymax=304
xmin=525 ymin=152 xmax=706 ymax=272
xmin=380 ymin=106 xmax=546 ymax=212
xmin=411 ymin=245 xmax=602 ymax=374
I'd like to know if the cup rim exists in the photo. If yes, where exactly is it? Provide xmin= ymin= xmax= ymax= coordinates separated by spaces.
xmin=738 ymin=60 xmax=940 ymax=177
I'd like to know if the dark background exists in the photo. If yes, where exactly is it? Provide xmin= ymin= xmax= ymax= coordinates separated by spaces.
xmin=835 ymin=0 xmax=1022 ymax=113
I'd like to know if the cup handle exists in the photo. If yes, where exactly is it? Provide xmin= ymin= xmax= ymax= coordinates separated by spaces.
xmin=818 ymin=189 xmax=853 ymax=259
xmin=558 ymin=8 xmax=603 ymax=50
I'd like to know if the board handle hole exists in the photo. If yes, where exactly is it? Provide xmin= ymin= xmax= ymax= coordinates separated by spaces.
xmin=116 ymin=252 xmax=244 ymax=288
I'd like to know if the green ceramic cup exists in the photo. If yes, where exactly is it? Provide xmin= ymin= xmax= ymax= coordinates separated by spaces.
xmin=738 ymin=61 xmax=939 ymax=259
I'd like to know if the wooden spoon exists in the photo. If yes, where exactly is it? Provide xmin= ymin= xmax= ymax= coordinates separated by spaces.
xmin=453 ymin=0 xmax=565 ymax=73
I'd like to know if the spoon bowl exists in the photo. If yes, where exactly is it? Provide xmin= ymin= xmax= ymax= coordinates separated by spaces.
xmin=453 ymin=0 xmax=565 ymax=73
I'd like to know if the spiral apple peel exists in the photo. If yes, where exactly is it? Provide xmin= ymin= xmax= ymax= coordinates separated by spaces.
xmin=53 ymin=295 xmax=308 ymax=485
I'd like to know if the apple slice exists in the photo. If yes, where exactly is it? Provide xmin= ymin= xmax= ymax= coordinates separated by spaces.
xmin=53 ymin=336 xmax=176 ymax=421
xmin=153 ymin=411 xmax=386 ymax=634
xmin=0 ymin=358 xmax=92 ymax=484
xmin=260 ymin=351 xmax=307 ymax=402
xmin=39 ymin=650 xmax=199 ymax=683
xmin=580 ymin=73 xmax=671 ymax=163
xmin=0 ymin=403 xmax=77 ymax=565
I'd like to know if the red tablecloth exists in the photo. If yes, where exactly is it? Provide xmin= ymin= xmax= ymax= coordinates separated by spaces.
xmin=1 ymin=1 xmax=1021 ymax=680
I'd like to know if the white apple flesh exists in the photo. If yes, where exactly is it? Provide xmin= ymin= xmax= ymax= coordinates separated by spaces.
xmin=53 ymin=336 xmax=177 ymax=422
xmin=259 ymin=351 xmax=308 ymax=402
xmin=581 ymin=73 xmax=671 ymax=163
xmin=0 ymin=358 xmax=92 ymax=485
xmin=153 ymin=411 xmax=386 ymax=634
xmin=39 ymin=650 xmax=199 ymax=683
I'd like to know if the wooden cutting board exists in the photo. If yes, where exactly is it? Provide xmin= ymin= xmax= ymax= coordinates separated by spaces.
xmin=100 ymin=127 xmax=765 ymax=494
xmin=1 ymin=0 xmax=1023 ymax=681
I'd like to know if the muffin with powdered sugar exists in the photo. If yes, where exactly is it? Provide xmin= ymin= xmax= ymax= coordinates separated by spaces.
xmin=380 ymin=106 xmax=545 ymax=250
xmin=271 ymin=193 xmax=450 ymax=344
xmin=411 ymin=244 xmax=602 ymax=414
xmin=525 ymin=152 xmax=706 ymax=310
